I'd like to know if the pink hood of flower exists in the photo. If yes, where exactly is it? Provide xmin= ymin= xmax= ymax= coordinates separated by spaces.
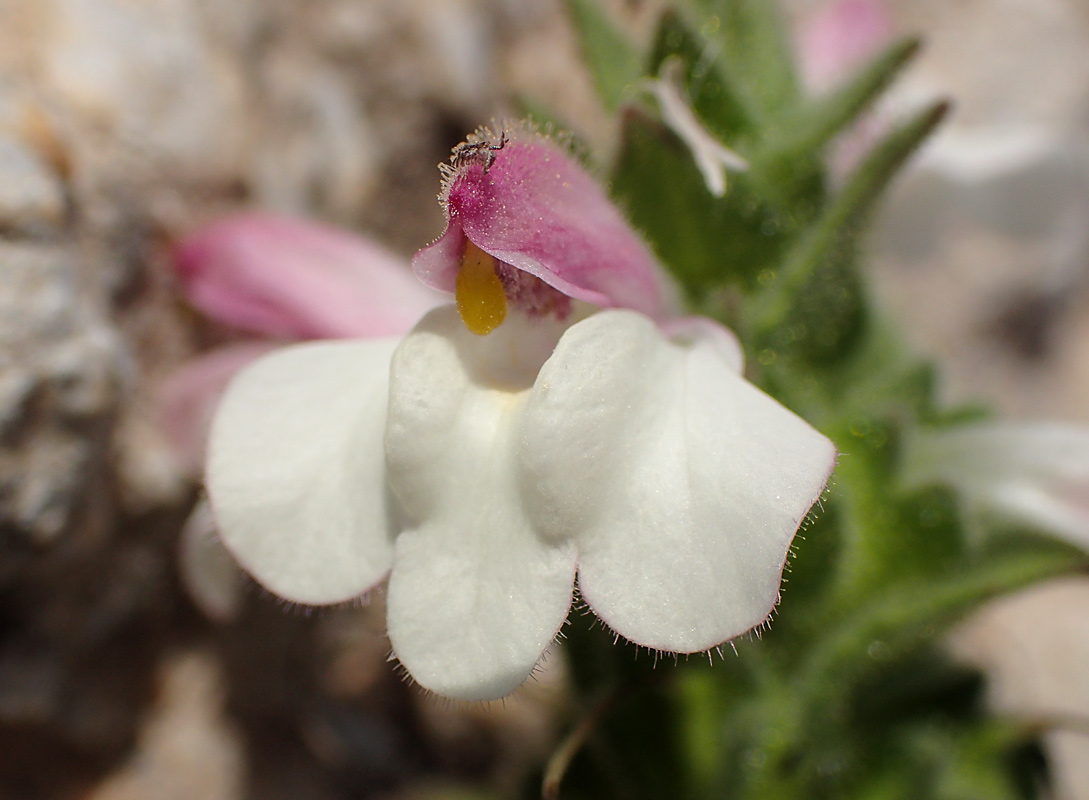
xmin=412 ymin=130 xmax=680 ymax=320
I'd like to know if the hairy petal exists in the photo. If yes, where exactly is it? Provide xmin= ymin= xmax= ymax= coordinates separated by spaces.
xmin=413 ymin=131 xmax=679 ymax=319
xmin=519 ymin=311 xmax=836 ymax=652
xmin=175 ymin=213 xmax=440 ymax=339
xmin=207 ymin=340 xmax=399 ymax=604
xmin=384 ymin=307 xmax=576 ymax=700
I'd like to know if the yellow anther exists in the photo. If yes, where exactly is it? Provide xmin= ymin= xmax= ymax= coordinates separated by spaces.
xmin=455 ymin=240 xmax=507 ymax=335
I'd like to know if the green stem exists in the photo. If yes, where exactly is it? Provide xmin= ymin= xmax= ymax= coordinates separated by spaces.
xmin=542 ymin=689 xmax=625 ymax=800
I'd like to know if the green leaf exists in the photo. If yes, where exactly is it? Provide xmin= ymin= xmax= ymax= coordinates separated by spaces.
xmin=931 ymin=724 xmax=1037 ymax=800
xmin=788 ymin=239 xmax=867 ymax=362
xmin=846 ymin=648 xmax=984 ymax=730
xmin=799 ymin=318 xmax=935 ymax=420
xmin=611 ymin=109 xmax=799 ymax=297
xmin=827 ymin=426 xmax=966 ymax=602
xmin=750 ymin=100 xmax=951 ymax=342
xmin=800 ymin=539 xmax=1083 ymax=706
xmin=564 ymin=0 xmax=645 ymax=110
xmin=675 ymin=671 xmax=730 ymax=795
xmin=694 ymin=0 xmax=801 ymax=119
xmin=775 ymin=501 xmax=844 ymax=637
xmin=762 ymin=37 xmax=922 ymax=166
xmin=647 ymin=9 xmax=757 ymax=142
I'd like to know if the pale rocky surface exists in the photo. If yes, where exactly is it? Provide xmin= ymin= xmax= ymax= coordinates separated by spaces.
xmin=84 ymin=650 xmax=245 ymax=800
xmin=0 ymin=241 xmax=122 ymax=545
xmin=866 ymin=0 xmax=1089 ymax=422
xmin=0 ymin=0 xmax=1087 ymax=798
xmin=951 ymin=580 xmax=1089 ymax=800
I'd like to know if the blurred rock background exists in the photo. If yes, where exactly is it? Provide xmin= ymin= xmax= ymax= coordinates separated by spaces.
xmin=0 ymin=0 xmax=1086 ymax=798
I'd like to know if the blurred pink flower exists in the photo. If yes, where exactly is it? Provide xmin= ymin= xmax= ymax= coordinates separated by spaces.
xmin=903 ymin=421 xmax=1089 ymax=549
xmin=797 ymin=0 xmax=896 ymax=180
xmin=160 ymin=213 xmax=441 ymax=471
xmin=159 ymin=214 xmax=440 ymax=622
xmin=798 ymin=0 xmax=894 ymax=94
xmin=175 ymin=213 xmax=440 ymax=340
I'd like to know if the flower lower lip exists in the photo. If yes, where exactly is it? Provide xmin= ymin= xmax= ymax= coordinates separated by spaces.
xmin=207 ymin=302 xmax=835 ymax=700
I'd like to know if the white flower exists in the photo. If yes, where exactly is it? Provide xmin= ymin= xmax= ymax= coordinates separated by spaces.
xmin=205 ymin=130 xmax=837 ymax=700
xmin=902 ymin=421 xmax=1089 ymax=547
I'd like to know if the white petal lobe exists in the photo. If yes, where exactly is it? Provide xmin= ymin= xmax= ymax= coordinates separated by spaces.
xmin=903 ymin=421 xmax=1089 ymax=547
xmin=520 ymin=311 xmax=836 ymax=652
xmin=207 ymin=340 xmax=399 ymax=605
xmin=385 ymin=307 xmax=577 ymax=701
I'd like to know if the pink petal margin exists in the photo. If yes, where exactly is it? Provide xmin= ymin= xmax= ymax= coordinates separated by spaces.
xmin=174 ymin=213 xmax=442 ymax=340
xmin=660 ymin=316 xmax=745 ymax=374
xmin=157 ymin=341 xmax=280 ymax=475
xmin=412 ymin=131 xmax=680 ymax=320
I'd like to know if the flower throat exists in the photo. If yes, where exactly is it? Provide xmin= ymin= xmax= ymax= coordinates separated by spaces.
xmin=455 ymin=240 xmax=573 ymax=336
xmin=455 ymin=240 xmax=507 ymax=335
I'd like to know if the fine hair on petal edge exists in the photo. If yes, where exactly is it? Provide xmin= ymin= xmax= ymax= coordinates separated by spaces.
xmin=783 ymin=473 xmax=838 ymax=571
xmin=245 ymin=579 xmax=383 ymax=617
xmin=387 ymin=645 xmax=563 ymax=709
xmin=568 ymin=583 xmax=752 ymax=667
xmin=436 ymin=118 xmax=592 ymax=208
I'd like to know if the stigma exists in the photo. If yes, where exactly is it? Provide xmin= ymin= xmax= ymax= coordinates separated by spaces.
xmin=455 ymin=240 xmax=508 ymax=335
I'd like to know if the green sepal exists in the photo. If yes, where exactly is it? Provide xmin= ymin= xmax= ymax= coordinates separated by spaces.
xmin=759 ymin=37 xmax=922 ymax=170
xmin=750 ymin=100 xmax=951 ymax=344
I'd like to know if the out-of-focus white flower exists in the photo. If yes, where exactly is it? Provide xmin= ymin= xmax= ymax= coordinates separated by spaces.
xmin=878 ymin=126 xmax=1089 ymax=266
xmin=178 ymin=498 xmax=245 ymax=624
xmin=902 ymin=421 xmax=1089 ymax=547
xmin=797 ymin=0 xmax=895 ymax=179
